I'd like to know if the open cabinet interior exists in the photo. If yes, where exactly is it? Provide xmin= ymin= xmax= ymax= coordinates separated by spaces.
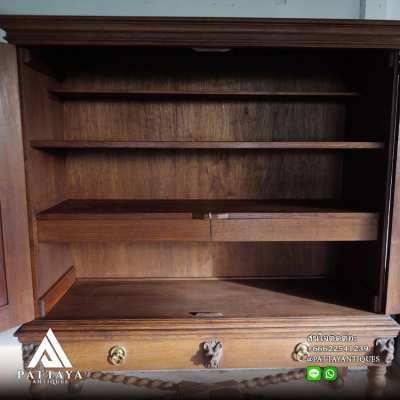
xmin=19 ymin=46 xmax=396 ymax=322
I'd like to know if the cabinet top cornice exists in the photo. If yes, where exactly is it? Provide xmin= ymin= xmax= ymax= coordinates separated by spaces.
xmin=2 ymin=15 xmax=400 ymax=48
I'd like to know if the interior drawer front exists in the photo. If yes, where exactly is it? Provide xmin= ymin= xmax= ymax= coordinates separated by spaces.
xmin=211 ymin=217 xmax=378 ymax=242
xmin=37 ymin=219 xmax=210 ymax=242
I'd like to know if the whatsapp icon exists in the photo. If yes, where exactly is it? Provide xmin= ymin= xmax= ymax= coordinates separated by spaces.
xmin=323 ymin=366 xmax=338 ymax=382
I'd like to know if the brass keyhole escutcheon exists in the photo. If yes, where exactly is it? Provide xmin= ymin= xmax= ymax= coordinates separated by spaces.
xmin=108 ymin=345 xmax=127 ymax=366
xmin=292 ymin=342 xmax=310 ymax=362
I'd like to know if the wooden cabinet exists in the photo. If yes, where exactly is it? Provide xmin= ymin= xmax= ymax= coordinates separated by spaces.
xmin=0 ymin=15 xmax=400 ymax=393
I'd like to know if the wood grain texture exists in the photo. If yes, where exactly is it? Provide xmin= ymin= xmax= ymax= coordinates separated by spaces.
xmin=17 ymin=49 xmax=72 ymax=309
xmin=63 ymin=100 xmax=346 ymax=142
xmin=0 ymin=44 xmax=34 ymax=330
xmin=15 ymin=336 xmax=378 ymax=370
xmin=2 ymin=17 xmax=400 ymax=48
xmin=66 ymin=152 xmax=343 ymax=200
xmin=39 ymin=266 xmax=76 ymax=316
xmin=36 ymin=243 xmax=74 ymax=298
xmin=1 ymin=19 xmax=399 ymax=371
xmin=0 ymin=207 xmax=8 ymax=307
xmin=71 ymin=242 xmax=337 ymax=279
xmin=49 ymin=88 xmax=360 ymax=99
xmin=16 ymin=315 xmax=399 ymax=370
xmin=31 ymin=140 xmax=384 ymax=150
xmin=212 ymin=215 xmax=378 ymax=242
xmin=38 ymin=220 xmax=211 ymax=242
xmin=385 ymin=130 xmax=400 ymax=313
xmin=36 ymin=200 xmax=378 ymax=242
xmin=44 ymin=279 xmax=373 ymax=319
xmin=16 ymin=315 xmax=400 ymax=337
xmin=36 ymin=199 xmax=377 ymax=220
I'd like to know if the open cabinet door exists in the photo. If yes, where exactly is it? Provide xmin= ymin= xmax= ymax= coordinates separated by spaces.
xmin=385 ymin=52 xmax=400 ymax=315
xmin=0 ymin=44 xmax=34 ymax=331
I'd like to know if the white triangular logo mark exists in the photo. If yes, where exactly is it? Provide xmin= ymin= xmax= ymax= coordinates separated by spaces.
xmin=28 ymin=329 xmax=72 ymax=368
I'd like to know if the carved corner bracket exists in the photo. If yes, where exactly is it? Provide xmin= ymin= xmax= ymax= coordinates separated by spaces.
xmin=22 ymin=343 xmax=39 ymax=370
xmin=374 ymin=337 xmax=395 ymax=365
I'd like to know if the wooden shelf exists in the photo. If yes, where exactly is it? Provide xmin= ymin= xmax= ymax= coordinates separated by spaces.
xmin=36 ymin=199 xmax=379 ymax=242
xmin=44 ymin=278 xmax=373 ymax=320
xmin=31 ymin=140 xmax=384 ymax=150
xmin=49 ymin=88 xmax=360 ymax=100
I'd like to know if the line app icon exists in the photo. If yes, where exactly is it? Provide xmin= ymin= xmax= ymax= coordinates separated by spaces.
xmin=306 ymin=366 xmax=322 ymax=381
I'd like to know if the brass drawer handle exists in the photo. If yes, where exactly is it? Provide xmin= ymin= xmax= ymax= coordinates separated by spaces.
xmin=203 ymin=339 xmax=223 ymax=368
xmin=108 ymin=345 xmax=127 ymax=366
xmin=293 ymin=342 xmax=310 ymax=362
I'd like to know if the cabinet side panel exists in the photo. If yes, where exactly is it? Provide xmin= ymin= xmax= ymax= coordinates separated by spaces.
xmin=0 ymin=206 xmax=8 ymax=307
xmin=18 ymin=52 xmax=72 ymax=305
xmin=0 ymin=44 xmax=34 ymax=330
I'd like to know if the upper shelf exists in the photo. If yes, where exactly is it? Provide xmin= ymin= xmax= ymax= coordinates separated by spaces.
xmin=31 ymin=140 xmax=384 ymax=150
xmin=49 ymin=88 xmax=360 ymax=100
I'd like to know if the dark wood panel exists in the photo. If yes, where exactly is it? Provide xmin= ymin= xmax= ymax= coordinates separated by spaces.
xmin=32 ymin=140 xmax=384 ymax=150
xmin=38 ymin=219 xmax=211 ymax=242
xmin=66 ymin=152 xmax=344 ymax=199
xmin=0 ymin=44 xmax=34 ymax=330
xmin=44 ymin=279 xmax=373 ymax=320
xmin=36 ymin=200 xmax=378 ymax=243
xmin=18 ymin=53 xmax=65 ymax=211
xmin=50 ymin=88 xmax=359 ymax=99
xmin=386 ymin=124 xmax=400 ymax=313
xmin=70 ymin=242 xmax=339 ymax=279
xmin=2 ymin=17 xmax=400 ymax=48
xmin=36 ymin=243 xmax=74 ymax=298
xmin=17 ymin=48 xmax=72 ymax=309
xmin=37 ymin=199 xmax=377 ymax=220
xmin=0 ymin=206 xmax=8 ymax=307
xmin=63 ymin=101 xmax=346 ymax=142
xmin=211 ymin=215 xmax=378 ymax=242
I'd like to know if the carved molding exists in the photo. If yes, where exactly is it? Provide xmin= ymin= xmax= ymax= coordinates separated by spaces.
xmin=3 ymin=16 xmax=400 ymax=48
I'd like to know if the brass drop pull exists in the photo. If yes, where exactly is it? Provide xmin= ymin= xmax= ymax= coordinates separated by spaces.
xmin=203 ymin=339 xmax=223 ymax=368
xmin=293 ymin=342 xmax=310 ymax=362
xmin=108 ymin=345 xmax=127 ymax=366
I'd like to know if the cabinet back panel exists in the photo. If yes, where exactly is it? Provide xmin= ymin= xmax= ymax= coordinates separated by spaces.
xmin=70 ymin=242 xmax=337 ymax=279
xmin=66 ymin=151 xmax=342 ymax=199
xmin=63 ymin=101 xmax=346 ymax=141
xmin=58 ymin=48 xmax=348 ymax=91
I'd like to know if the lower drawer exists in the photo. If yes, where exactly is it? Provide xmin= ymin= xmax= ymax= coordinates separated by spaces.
xmin=17 ymin=317 xmax=400 ymax=370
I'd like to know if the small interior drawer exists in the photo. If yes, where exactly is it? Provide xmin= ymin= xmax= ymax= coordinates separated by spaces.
xmin=37 ymin=219 xmax=211 ymax=242
xmin=211 ymin=215 xmax=378 ymax=242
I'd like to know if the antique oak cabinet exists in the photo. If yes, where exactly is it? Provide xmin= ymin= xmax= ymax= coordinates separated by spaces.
xmin=1 ymin=16 xmax=400 ymax=394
